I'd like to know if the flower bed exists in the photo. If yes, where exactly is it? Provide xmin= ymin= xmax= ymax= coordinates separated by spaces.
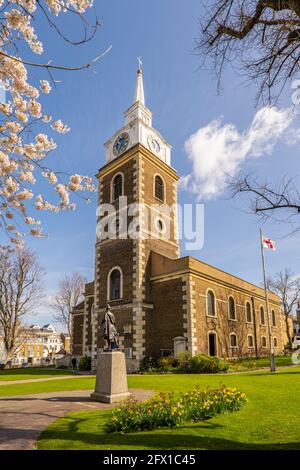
xmin=106 ymin=385 xmax=247 ymax=433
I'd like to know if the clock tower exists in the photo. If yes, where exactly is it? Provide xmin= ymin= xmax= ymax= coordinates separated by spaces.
xmin=91 ymin=63 xmax=180 ymax=370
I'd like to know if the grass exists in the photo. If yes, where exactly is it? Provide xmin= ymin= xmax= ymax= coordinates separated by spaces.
xmin=37 ymin=366 xmax=300 ymax=450
xmin=228 ymin=355 xmax=292 ymax=371
xmin=0 ymin=376 xmax=94 ymax=396
xmin=0 ymin=367 xmax=77 ymax=382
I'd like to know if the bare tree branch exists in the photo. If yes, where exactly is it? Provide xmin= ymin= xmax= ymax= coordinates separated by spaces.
xmin=0 ymin=245 xmax=45 ymax=364
xmin=267 ymin=268 xmax=300 ymax=347
xmin=230 ymin=174 xmax=300 ymax=232
xmin=197 ymin=0 xmax=300 ymax=102
xmin=50 ymin=272 xmax=87 ymax=338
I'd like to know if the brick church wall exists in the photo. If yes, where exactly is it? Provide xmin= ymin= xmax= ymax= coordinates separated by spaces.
xmin=146 ymin=277 xmax=184 ymax=358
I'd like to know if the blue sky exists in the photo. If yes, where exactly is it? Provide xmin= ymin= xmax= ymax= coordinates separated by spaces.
xmin=2 ymin=0 xmax=299 ymax=329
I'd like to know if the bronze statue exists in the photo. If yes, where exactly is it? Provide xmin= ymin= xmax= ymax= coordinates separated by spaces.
xmin=101 ymin=304 xmax=119 ymax=351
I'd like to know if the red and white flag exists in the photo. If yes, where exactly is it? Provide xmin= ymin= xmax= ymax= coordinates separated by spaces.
xmin=262 ymin=236 xmax=276 ymax=251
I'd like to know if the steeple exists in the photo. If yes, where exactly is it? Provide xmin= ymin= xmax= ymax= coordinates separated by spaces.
xmin=134 ymin=58 xmax=145 ymax=105
xmin=104 ymin=62 xmax=172 ymax=166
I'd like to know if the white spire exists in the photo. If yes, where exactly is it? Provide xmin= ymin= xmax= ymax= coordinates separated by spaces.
xmin=134 ymin=57 xmax=145 ymax=105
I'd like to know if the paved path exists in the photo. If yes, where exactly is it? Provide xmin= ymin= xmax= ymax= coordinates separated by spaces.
xmin=0 ymin=374 xmax=95 ymax=386
xmin=0 ymin=388 xmax=153 ymax=450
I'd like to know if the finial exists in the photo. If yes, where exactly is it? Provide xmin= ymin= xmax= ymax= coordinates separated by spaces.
xmin=134 ymin=58 xmax=145 ymax=105
xmin=137 ymin=56 xmax=143 ymax=73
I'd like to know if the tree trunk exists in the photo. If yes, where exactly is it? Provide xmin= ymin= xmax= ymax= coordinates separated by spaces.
xmin=285 ymin=314 xmax=292 ymax=348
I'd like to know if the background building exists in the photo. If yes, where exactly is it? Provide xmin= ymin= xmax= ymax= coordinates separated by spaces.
xmin=0 ymin=324 xmax=70 ymax=366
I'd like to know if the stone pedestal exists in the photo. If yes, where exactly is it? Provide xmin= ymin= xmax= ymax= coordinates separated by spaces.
xmin=90 ymin=351 xmax=131 ymax=403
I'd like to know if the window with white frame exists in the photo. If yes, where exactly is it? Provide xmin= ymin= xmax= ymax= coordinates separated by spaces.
xmin=230 ymin=333 xmax=238 ymax=348
xmin=246 ymin=302 xmax=252 ymax=323
xmin=207 ymin=290 xmax=216 ymax=317
xmin=228 ymin=296 xmax=236 ymax=320
xmin=247 ymin=335 xmax=254 ymax=348
xmin=108 ymin=268 xmax=122 ymax=300
xmin=154 ymin=175 xmax=164 ymax=201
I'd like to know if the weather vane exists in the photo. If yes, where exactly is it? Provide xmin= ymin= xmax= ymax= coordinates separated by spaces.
xmin=137 ymin=56 xmax=143 ymax=70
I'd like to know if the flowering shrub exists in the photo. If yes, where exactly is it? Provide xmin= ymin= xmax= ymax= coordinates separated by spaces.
xmin=106 ymin=385 xmax=247 ymax=433
xmin=0 ymin=1 xmax=100 ymax=245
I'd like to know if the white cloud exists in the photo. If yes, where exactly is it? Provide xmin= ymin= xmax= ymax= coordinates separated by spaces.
xmin=181 ymin=106 xmax=295 ymax=200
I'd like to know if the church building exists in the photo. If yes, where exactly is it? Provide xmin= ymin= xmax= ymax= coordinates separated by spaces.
xmin=71 ymin=65 xmax=285 ymax=371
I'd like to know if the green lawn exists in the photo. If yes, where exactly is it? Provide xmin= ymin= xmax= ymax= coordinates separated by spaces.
xmin=0 ymin=367 xmax=77 ymax=382
xmin=228 ymin=355 xmax=292 ymax=371
xmin=0 ymin=376 xmax=94 ymax=396
xmin=37 ymin=367 xmax=300 ymax=450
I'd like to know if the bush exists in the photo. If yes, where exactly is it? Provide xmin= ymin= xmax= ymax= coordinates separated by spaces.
xmin=176 ymin=354 xmax=229 ymax=374
xmin=106 ymin=385 xmax=247 ymax=433
xmin=189 ymin=354 xmax=229 ymax=374
xmin=139 ymin=356 xmax=158 ymax=373
xmin=157 ymin=356 xmax=179 ymax=372
xmin=78 ymin=356 xmax=91 ymax=371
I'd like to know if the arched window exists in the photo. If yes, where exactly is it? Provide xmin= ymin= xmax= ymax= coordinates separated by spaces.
xmin=108 ymin=268 xmax=122 ymax=300
xmin=228 ymin=296 xmax=236 ymax=320
xmin=230 ymin=333 xmax=238 ymax=348
xmin=260 ymin=306 xmax=265 ymax=325
xmin=247 ymin=335 xmax=254 ymax=348
xmin=246 ymin=302 xmax=252 ymax=323
xmin=261 ymin=336 xmax=267 ymax=348
xmin=112 ymin=173 xmax=123 ymax=201
xmin=154 ymin=175 xmax=164 ymax=201
xmin=274 ymin=337 xmax=278 ymax=348
xmin=272 ymin=309 xmax=276 ymax=327
xmin=207 ymin=290 xmax=216 ymax=317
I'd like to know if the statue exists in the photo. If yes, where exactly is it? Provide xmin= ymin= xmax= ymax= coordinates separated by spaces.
xmin=101 ymin=304 xmax=119 ymax=351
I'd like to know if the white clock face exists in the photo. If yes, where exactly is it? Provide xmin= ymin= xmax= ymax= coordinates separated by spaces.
xmin=147 ymin=134 xmax=161 ymax=154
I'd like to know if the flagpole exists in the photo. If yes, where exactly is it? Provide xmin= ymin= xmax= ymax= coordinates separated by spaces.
xmin=260 ymin=228 xmax=276 ymax=372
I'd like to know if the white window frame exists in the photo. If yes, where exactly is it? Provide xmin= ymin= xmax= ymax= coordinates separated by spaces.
xmin=230 ymin=332 xmax=238 ymax=349
xmin=107 ymin=266 xmax=123 ymax=301
xmin=245 ymin=301 xmax=253 ymax=324
xmin=153 ymin=173 xmax=166 ymax=203
xmin=206 ymin=288 xmax=217 ymax=318
xmin=228 ymin=296 xmax=237 ymax=321
xmin=247 ymin=334 xmax=254 ymax=349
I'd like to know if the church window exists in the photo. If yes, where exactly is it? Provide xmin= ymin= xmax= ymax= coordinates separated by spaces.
xmin=260 ymin=306 xmax=265 ymax=325
xmin=274 ymin=337 xmax=278 ymax=348
xmin=108 ymin=268 xmax=122 ymax=300
xmin=272 ymin=309 xmax=276 ymax=327
xmin=247 ymin=335 xmax=254 ymax=348
xmin=228 ymin=296 xmax=236 ymax=320
xmin=230 ymin=333 xmax=238 ymax=348
xmin=261 ymin=336 xmax=267 ymax=348
xmin=207 ymin=290 xmax=216 ymax=317
xmin=155 ymin=175 xmax=164 ymax=201
xmin=246 ymin=302 xmax=252 ymax=323
xmin=112 ymin=173 xmax=123 ymax=200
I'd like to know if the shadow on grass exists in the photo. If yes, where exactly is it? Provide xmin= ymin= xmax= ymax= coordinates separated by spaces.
xmin=38 ymin=415 xmax=300 ymax=451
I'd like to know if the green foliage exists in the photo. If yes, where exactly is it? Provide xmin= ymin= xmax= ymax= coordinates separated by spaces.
xmin=178 ymin=354 xmax=229 ymax=374
xmin=106 ymin=385 xmax=247 ymax=433
xmin=157 ymin=356 xmax=179 ymax=372
xmin=78 ymin=356 xmax=91 ymax=371
xmin=139 ymin=356 xmax=158 ymax=373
